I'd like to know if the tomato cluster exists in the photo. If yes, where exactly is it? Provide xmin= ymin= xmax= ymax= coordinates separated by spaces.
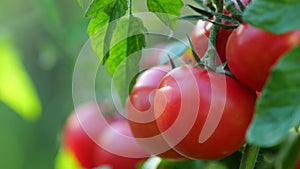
xmin=62 ymin=102 xmax=149 ymax=169
xmin=127 ymin=1 xmax=300 ymax=162
xmin=63 ymin=0 xmax=300 ymax=168
xmin=128 ymin=63 xmax=257 ymax=160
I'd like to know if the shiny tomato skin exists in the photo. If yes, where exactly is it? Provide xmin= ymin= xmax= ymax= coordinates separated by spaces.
xmin=62 ymin=102 xmax=111 ymax=168
xmin=226 ymin=24 xmax=300 ymax=91
xmin=93 ymin=118 xmax=148 ymax=169
xmin=63 ymin=102 xmax=148 ymax=169
xmin=127 ymin=66 xmax=185 ymax=160
xmin=154 ymin=65 xmax=257 ymax=160
xmin=191 ymin=20 xmax=233 ymax=64
xmin=296 ymin=157 xmax=300 ymax=169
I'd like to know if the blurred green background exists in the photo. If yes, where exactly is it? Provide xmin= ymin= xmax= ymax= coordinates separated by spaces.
xmin=0 ymin=0 xmax=89 ymax=168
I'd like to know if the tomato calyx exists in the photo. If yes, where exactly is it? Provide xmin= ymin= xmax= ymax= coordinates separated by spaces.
xmin=187 ymin=36 xmax=205 ymax=68
xmin=183 ymin=5 xmax=240 ymax=30
xmin=185 ymin=0 xmax=242 ymax=72
xmin=167 ymin=55 xmax=176 ymax=69
xmin=215 ymin=62 xmax=234 ymax=77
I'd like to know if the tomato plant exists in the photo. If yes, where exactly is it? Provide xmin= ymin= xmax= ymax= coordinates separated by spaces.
xmin=78 ymin=0 xmax=300 ymax=168
xmin=226 ymin=23 xmax=300 ymax=91
xmin=153 ymin=65 xmax=257 ymax=160
xmin=127 ymin=66 xmax=185 ymax=160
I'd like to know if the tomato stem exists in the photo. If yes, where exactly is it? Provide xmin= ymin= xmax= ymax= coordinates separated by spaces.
xmin=201 ymin=0 xmax=223 ymax=71
xmin=239 ymin=144 xmax=260 ymax=169
xmin=167 ymin=55 xmax=176 ymax=69
xmin=129 ymin=0 xmax=133 ymax=15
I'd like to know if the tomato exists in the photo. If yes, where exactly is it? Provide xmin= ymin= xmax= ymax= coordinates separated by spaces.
xmin=226 ymin=23 xmax=300 ymax=91
xmin=62 ymin=102 xmax=149 ymax=169
xmin=127 ymin=66 xmax=185 ymax=160
xmin=93 ymin=118 xmax=149 ymax=169
xmin=296 ymin=157 xmax=300 ymax=169
xmin=62 ymin=102 xmax=112 ymax=168
xmin=191 ymin=20 xmax=233 ymax=64
xmin=153 ymin=65 xmax=257 ymax=159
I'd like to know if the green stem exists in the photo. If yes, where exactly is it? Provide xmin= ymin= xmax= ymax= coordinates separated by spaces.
xmin=129 ymin=0 xmax=133 ymax=15
xmin=239 ymin=144 xmax=260 ymax=169
xmin=201 ymin=0 xmax=223 ymax=70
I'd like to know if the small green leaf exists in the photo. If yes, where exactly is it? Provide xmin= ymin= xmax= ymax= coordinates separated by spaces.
xmin=243 ymin=0 xmax=300 ymax=34
xmin=246 ymin=44 xmax=300 ymax=147
xmin=0 ymin=36 xmax=42 ymax=121
xmin=88 ymin=12 xmax=110 ymax=63
xmin=147 ymin=0 xmax=184 ymax=30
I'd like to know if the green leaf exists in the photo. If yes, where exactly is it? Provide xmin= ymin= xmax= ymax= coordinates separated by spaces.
xmin=0 ymin=36 xmax=42 ymax=121
xmin=243 ymin=0 xmax=300 ymax=34
xmin=147 ymin=0 xmax=184 ymax=30
xmin=86 ymin=0 xmax=127 ymax=19
xmin=106 ymin=16 xmax=146 ymax=105
xmin=246 ymin=44 xmax=300 ymax=147
xmin=55 ymin=149 xmax=82 ymax=169
xmin=86 ymin=0 xmax=128 ymax=62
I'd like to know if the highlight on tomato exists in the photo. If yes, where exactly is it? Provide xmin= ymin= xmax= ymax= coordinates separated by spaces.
xmin=127 ymin=66 xmax=185 ymax=160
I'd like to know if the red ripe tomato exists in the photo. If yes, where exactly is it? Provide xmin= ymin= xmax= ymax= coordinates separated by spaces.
xmin=226 ymin=23 xmax=300 ymax=91
xmin=93 ymin=118 xmax=149 ymax=169
xmin=154 ymin=65 xmax=257 ymax=160
xmin=127 ymin=66 xmax=185 ymax=160
xmin=296 ymin=157 xmax=300 ymax=169
xmin=62 ymin=102 xmax=148 ymax=169
xmin=62 ymin=102 xmax=112 ymax=168
xmin=191 ymin=20 xmax=233 ymax=64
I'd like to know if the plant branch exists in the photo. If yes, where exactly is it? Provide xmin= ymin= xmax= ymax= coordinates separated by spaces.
xmin=239 ymin=144 xmax=260 ymax=169
xmin=129 ymin=0 xmax=133 ymax=15
xmin=201 ymin=0 xmax=223 ymax=70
